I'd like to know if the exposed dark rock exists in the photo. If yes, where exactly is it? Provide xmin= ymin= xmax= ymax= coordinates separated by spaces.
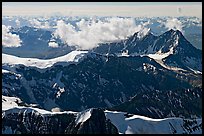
xmin=2 ymin=108 xmax=118 ymax=134
xmin=65 ymin=108 xmax=118 ymax=134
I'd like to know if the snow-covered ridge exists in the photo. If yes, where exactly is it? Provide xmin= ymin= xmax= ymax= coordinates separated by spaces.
xmin=2 ymin=105 xmax=202 ymax=134
xmin=2 ymin=95 xmax=202 ymax=135
xmin=2 ymin=50 xmax=88 ymax=69
xmin=105 ymin=110 xmax=202 ymax=134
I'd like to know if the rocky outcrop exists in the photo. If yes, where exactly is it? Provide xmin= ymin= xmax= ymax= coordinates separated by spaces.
xmin=2 ymin=108 xmax=118 ymax=134
xmin=65 ymin=108 xmax=118 ymax=134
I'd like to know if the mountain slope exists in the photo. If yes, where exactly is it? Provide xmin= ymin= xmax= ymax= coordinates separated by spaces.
xmin=109 ymin=87 xmax=202 ymax=119
xmin=2 ymin=52 xmax=201 ymax=115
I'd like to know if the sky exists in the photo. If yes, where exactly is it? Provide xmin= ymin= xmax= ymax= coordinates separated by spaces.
xmin=2 ymin=2 xmax=202 ymax=18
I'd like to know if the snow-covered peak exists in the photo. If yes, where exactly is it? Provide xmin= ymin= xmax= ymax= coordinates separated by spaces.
xmin=2 ymin=50 xmax=88 ymax=69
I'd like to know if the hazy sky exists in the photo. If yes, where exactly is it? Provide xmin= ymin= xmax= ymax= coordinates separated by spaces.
xmin=2 ymin=2 xmax=202 ymax=18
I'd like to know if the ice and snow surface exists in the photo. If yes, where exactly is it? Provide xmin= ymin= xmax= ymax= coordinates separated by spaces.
xmin=2 ymin=69 xmax=10 ymax=73
xmin=2 ymin=95 xmax=51 ymax=115
xmin=147 ymin=52 xmax=171 ymax=60
xmin=2 ymin=95 xmax=22 ymax=111
xmin=104 ymin=110 xmax=202 ymax=134
xmin=2 ymin=50 xmax=88 ymax=69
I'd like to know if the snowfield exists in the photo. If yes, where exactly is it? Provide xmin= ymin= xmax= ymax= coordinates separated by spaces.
xmin=105 ymin=110 xmax=202 ymax=134
xmin=2 ymin=50 xmax=88 ymax=69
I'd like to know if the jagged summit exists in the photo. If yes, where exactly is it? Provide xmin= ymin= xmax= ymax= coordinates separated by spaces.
xmin=162 ymin=29 xmax=183 ymax=38
xmin=94 ymin=28 xmax=202 ymax=72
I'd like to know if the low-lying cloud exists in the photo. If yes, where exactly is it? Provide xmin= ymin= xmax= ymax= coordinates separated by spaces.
xmin=54 ymin=17 xmax=149 ymax=50
xmin=164 ymin=18 xmax=184 ymax=33
xmin=48 ymin=41 xmax=59 ymax=48
xmin=29 ymin=19 xmax=51 ymax=29
xmin=2 ymin=25 xmax=22 ymax=47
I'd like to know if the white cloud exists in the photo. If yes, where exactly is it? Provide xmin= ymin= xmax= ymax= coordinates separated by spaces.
xmin=164 ymin=18 xmax=184 ymax=33
xmin=48 ymin=41 xmax=59 ymax=48
xmin=54 ymin=17 xmax=148 ymax=50
xmin=2 ymin=25 xmax=22 ymax=47
xmin=137 ymin=28 xmax=150 ymax=39
xmin=29 ymin=19 xmax=50 ymax=29
xmin=15 ymin=19 xmax=20 ymax=27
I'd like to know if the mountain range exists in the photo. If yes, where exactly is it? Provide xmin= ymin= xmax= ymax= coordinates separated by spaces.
xmin=2 ymin=28 xmax=202 ymax=134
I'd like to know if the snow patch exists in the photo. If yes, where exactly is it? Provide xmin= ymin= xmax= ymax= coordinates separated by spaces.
xmin=56 ymin=87 xmax=65 ymax=98
xmin=2 ymin=69 xmax=10 ymax=73
xmin=187 ymin=67 xmax=202 ymax=74
xmin=75 ymin=108 xmax=92 ymax=125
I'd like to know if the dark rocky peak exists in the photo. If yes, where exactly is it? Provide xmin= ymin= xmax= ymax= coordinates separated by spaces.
xmin=2 ymin=107 xmax=118 ymax=134
xmin=78 ymin=108 xmax=118 ymax=134
xmin=160 ymin=29 xmax=201 ymax=54
xmin=161 ymin=29 xmax=184 ymax=39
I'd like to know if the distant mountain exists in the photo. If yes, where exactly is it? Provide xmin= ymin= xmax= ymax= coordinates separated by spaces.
xmin=93 ymin=29 xmax=202 ymax=72
xmin=3 ymin=27 xmax=201 ymax=72
xmin=2 ymin=26 xmax=75 ymax=59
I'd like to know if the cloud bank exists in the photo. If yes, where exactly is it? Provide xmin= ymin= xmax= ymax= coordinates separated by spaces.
xmin=2 ymin=25 xmax=22 ymax=47
xmin=164 ymin=18 xmax=184 ymax=33
xmin=29 ymin=19 xmax=51 ymax=29
xmin=54 ymin=17 xmax=149 ymax=50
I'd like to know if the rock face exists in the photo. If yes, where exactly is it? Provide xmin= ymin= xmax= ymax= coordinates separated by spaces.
xmin=2 ymin=109 xmax=75 ymax=134
xmin=2 ymin=108 xmax=118 ymax=134
xmin=109 ymin=87 xmax=202 ymax=119
xmin=2 ymin=105 xmax=201 ymax=134
xmin=65 ymin=108 xmax=118 ymax=134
